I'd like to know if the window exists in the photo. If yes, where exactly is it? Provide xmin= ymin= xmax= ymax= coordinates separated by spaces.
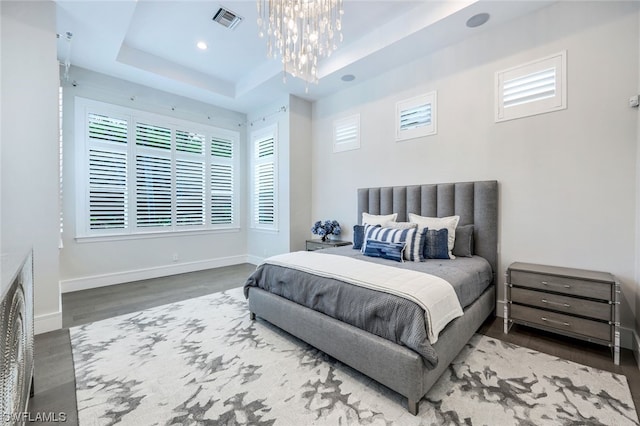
xmin=396 ymin=91 xmax=437 ymax=141
xmin=251 ymin=125 xmax=278 ymax=230
xmin=495 ymin=51 xmax=567 ymax=122
xmin=76 ymin=97 xmax=239 ymax=238
xmin=333 ymin=114 xmax=360 ymax=152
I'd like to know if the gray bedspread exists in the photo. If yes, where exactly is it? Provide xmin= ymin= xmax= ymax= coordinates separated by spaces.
xmin=243 ymin=246 xmax=493 ymax=368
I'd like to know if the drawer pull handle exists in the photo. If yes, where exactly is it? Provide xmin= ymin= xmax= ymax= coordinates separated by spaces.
xmin=541 ymin=317 xmax=570 ymax=327
xmin=541 ymin=281 xmax=571 ymax=289
xmin=541 ymin=299 xmax=570 ymax=308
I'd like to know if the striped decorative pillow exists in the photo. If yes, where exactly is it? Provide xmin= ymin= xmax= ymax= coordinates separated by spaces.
xmin=361 ymin=224 xmax=421 ymax=262
xmin=363 ymin=239 xmax=406 ymax=262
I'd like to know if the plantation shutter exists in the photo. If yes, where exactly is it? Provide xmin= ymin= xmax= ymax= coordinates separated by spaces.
xmin=253 ymin=134 xmax=276 ymax=227
xmin=395 ymin=92 xmax=437 ymax=141
xmin=88 ymin=113 xmax=128 ymax=144
xmin=88 ymin=149 xmax=128 ymax=230
xmin=135 ymin=155 xmax=172 ymax=227
xmin=135 ymin=122 xmax=172 ymax=228
xmin=333 ymin=114 xmax=360 ymax=153
xmin=176 ymin=159 xmax=205 ymax=226
xmin=78 ymin=97 xmax=241 ymax=237
xmin=175 ymin=130 xmax=205 ymax=226
xmin=495 ymin=51 xmax=566 ymax=122
xmin=87 ymin=113 xmax=128 ymax=231
xmin=399 ymin=103 xmax=432 ymax=131
xmin=503 ymin=68 xmax=556 ymax=108
xmin=211 ymin=137 xmax=234 ymax=225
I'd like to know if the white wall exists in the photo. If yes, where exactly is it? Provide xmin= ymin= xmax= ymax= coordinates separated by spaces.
xmin=246 ymin=94 xmax=312 ymax=262
xmin=288 ymin=96 xmax=312 ymax=252
xmin=59 ymin=67 xmax=248 ymax=291
xmin=1 ymin=0 xmax=61 ymax=333
xmin=246 ymin=95 xmax=291 ymax=262
xmin=635 ymin=7 xmax=640 ymax=358
xmin=312 ymin=2 xmax=639 ymax=332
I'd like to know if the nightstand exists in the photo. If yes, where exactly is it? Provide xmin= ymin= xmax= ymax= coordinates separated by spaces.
xmin=305 ymin=239 xmax=352 ymax=251
xmin=504 ymin=262 xmax=620 ymax=365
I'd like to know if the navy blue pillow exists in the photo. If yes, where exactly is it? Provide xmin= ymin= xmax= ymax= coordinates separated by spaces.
xmin=353 ymin=225 xmax=364 ymax=249
xmin=363 ymin=239 xmax=405 ymax=262
xmin=423 ymin=228 xmax=449 ymax=259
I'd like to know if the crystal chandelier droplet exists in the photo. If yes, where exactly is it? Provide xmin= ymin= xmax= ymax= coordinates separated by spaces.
xmin=257 ymin=0 xmax=344 ymax=85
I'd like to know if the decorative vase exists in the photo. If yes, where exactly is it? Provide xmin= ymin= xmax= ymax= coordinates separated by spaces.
xmin=321 ymin=235 xmax=329 ymax=242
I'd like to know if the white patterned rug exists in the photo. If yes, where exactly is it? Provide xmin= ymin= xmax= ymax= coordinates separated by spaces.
xmin=70 ymin=287 xmax=639 ymax=425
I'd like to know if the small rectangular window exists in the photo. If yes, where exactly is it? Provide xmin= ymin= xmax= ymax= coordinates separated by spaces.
xmin=333 ymin=114 xmax=360 ymax=152
xmin=495 ymin=51 xmax=567 ymax=122
xmin=396 ymin=91 xmax=437 ymax=141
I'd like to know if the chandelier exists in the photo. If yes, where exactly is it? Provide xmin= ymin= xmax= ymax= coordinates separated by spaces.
xmin=257 ymin=0 xmax=344 ymax=85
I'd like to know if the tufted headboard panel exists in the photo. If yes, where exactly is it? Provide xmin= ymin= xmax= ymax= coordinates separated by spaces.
xmin=357 ymin=180 xmax=498 ymax=277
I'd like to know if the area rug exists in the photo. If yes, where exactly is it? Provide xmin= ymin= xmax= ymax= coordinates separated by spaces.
xmin=70 ymin=287 xmax=639 ymax=425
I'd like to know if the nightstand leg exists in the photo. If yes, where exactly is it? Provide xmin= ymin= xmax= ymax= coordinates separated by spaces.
xmin=613 ymin=328 xmax=620 ymax=365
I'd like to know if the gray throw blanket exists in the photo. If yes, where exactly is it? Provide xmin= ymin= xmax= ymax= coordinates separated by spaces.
xmin=244 ymin=263 xmax=439 ymax=368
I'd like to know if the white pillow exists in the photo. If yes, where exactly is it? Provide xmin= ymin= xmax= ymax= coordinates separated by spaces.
xmin=408 ymin=213 xmax=460 ymax=259
xmin=384 ymin=221 xmax=417 ymax=230
xmin=362 ymin=212 xmax=398 ymax=226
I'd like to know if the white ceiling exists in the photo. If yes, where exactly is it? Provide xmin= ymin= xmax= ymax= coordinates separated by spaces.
xmin=55 ymin=0 xmax=555 ymax=113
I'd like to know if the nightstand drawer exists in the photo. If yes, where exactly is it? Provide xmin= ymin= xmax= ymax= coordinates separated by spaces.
xmin=510 ymin=271 xmax=611 ymax=300
xmin=511 ymin=287 xmax=611 ymax=321
xmin=510 ymin=304 xmax=611 ymax=342
xmin=306 ymin=242 xmax=326 ymax=251
xmin=305 ymin=239 xmax=352 ymax=251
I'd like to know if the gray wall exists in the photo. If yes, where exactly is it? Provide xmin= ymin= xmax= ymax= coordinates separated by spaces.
xmin=311 ymin=2 xmax=640 ymax=334
xmin=1 ymin=0 xmax=61 ymax=332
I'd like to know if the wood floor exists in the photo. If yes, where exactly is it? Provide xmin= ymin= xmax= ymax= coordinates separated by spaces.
xmin=29 ymin=264 xmax=640 ymax=424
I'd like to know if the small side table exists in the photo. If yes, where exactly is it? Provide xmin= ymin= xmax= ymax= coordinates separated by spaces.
xmin=306 ymin=239 xmax=352 ymax=251
xmin=504 ymin=262 xmax=620 ymax=365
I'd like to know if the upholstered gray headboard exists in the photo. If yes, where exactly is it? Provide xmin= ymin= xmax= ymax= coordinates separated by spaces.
xmin=357 ymin=180 xmax=499 ymax=277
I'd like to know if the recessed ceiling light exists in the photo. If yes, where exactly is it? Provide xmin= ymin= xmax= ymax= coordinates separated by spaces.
xmin=466 ymin=13 xmax=490 ymax=28
xmin=341 ymin=74 xmax=355 ymax=82
xmin=197 ymin=41 xmax=208 ymax=50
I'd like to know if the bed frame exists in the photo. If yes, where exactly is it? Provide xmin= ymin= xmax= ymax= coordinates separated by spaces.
xmin=248 ymin=180 xmax=498 ymax=414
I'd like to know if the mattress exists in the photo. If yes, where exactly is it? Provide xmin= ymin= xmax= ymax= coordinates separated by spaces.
xmin=321 ymin=245 xmax=493 ymax=309
xmin=244 ymin=247 xmax=493 ymax=368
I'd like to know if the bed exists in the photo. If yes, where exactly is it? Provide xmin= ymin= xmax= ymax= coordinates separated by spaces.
xmin=244 ymin=180 xmax=498 ymax=414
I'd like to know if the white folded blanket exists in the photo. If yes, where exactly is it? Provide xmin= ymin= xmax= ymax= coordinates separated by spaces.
xmin=261 ymin=251 xmax=463 ymax=343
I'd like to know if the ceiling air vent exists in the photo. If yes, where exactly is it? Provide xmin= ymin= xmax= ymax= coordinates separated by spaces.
xmin=213 ymin=7 xmax=243 ymax=30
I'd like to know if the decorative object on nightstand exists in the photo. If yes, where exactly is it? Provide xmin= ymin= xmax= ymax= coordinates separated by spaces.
xmin=305 ymin=239 xmax=351 ymax=251
xmin=504 ymin=262 xmax=620 ymax=365
xmin=311 ymin=220 xmax=341 ymax=242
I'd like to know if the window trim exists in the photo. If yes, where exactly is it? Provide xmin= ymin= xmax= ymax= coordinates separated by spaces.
xmin=495 ymin=50 xmax=567 ymax=122
xmin=74 ymin=97 xmax=240 ymax=239
xmin=250 ymin=124 xmax=278 ymax=231
xmin=395 ymin=91 xmax=437 ymax=141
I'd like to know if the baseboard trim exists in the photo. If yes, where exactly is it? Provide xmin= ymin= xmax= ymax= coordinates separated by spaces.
xmin=60 ymin=255 xmax=249 ymax=293
xmin=35 ymin=310 xmax=62 ymax=335
xmin=246 ymin=255 xmax=263 ymax=266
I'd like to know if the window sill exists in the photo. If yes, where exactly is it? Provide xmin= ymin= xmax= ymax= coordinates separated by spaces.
xmin=250 ymin=227 xmax=279 ymax=234
xmin=75 ymin=227 xmax=241 ymax=243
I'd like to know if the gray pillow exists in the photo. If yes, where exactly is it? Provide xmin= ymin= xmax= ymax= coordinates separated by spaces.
xmin=452 ymin=224 xmax=474 ymax=257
